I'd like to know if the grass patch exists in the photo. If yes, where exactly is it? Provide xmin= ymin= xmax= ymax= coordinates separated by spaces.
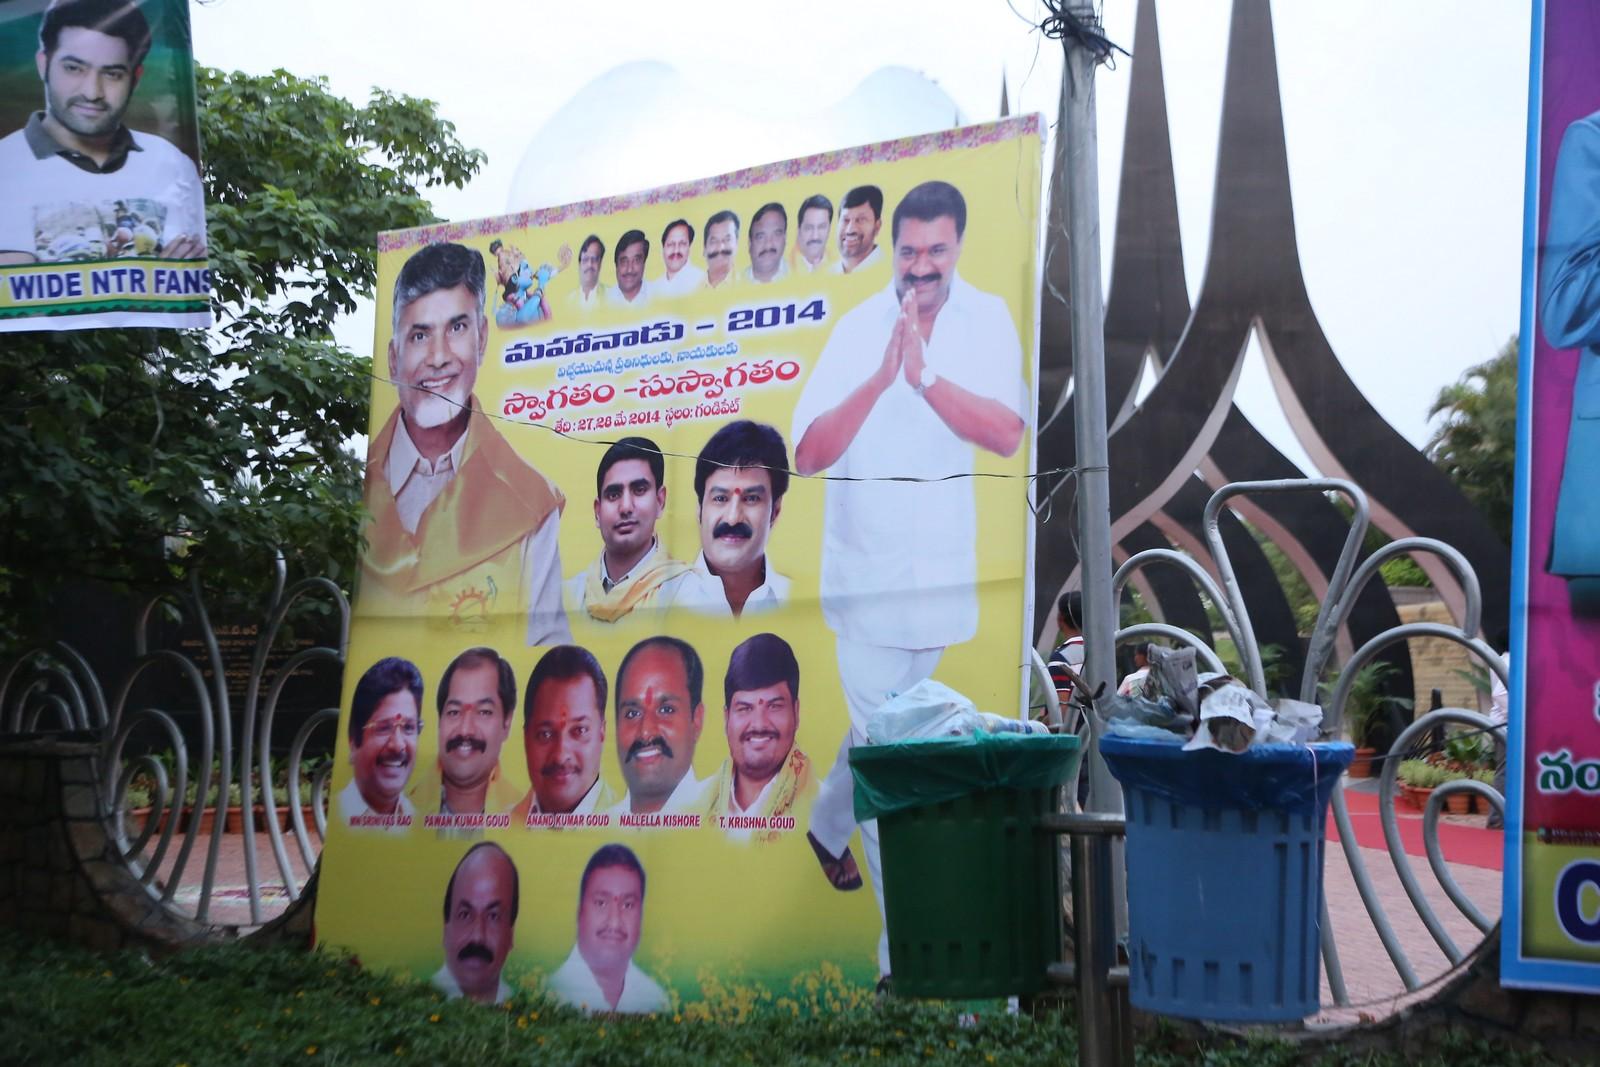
xmin=0 ymin=931 xmax=1577 ymax=1066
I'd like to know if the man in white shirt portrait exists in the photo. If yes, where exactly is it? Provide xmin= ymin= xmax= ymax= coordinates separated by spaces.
xmin=741 ymin=201 xmax=788 ymax=285
xmin=605 ymin=228 xmax=651 ymax=309
xmin=549 ymin=843 xmax=670 ymax=1014
xmin=359 ymin=241 xmax=571 ymax=647
xmin=564 ymin=436 xmax=687 ymax=623
xmin=707 ymin=633 xmax=815 ymax=841
xmin=831 ymin=185 xmax=884 ymax=276
xmin=409 ymin=647 xmax=523 ymax=816
xmin=607 ymin=637 xmax=712 ymax=816
xmin=432 ymin=842 xmax=519 ymax=1005
xmin=654 ymin=218 xmax=704 ymax=296
xmin=702 ymin=209 xmax=739 ymax=290
xmin=0 ymin=0 xmax=206 ymax=266
xmin=566 ymin=234 xmax=608 ymax=309
xmin=509 ymin=644 xmax=617 ymax=823
xmin=337 ymin=657 xmax=422 ymax=829
xmin=789 ymin=193 xmax=832 ymax=275
xmin=656 ymin=420 xmax=790 ymax=618
xmin=793 ymin=179 xmax=1027 ymax=982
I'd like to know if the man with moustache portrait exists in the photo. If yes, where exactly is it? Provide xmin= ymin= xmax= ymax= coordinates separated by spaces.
xmin=549 ymin=844 xmax=669 ymax=1013
xmin=337 ymin=657 xmax=423 ymax=830
xmin=410 ymin=646 xmax=523 ymax=819
xmin=789 ymin=194 xmax=832 ymax=275
xmin=701 ymin=209 xmax=739 ymax=290
xmin=433 ymin=842 xmax=519 ymax=1005
xmin=707 ymin=633 xmax=815 ymax=842
xmin=742 ymin=201 xmax=787 ymax=284
xmin=655 ymin=421 xmax=790 ymax=619
xmin=793 ymin=180 xmax=1026 ymax=985
xmin=606 ymin=636 xmax=712 ymax=818
xmin=654 ymin=218 xmax=703 ymax=296
xmin=361 ymin=241 xmax=571 ymax=646
xmin=510 ymin=644 xmax=617 ymax=825
xmin=606 ymin=228 xmax=651 ymax=309
xmin=832 ymin=185 xmax=884 ymax=275
xmin=564 ymin=436 xmax=687 ymax=623
xmin=566 ymin=234 xmax=607 ymax=309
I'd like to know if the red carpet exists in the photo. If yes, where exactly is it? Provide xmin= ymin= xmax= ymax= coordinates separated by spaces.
xmin=1327 ymin=788 xmax=1504 ymax=871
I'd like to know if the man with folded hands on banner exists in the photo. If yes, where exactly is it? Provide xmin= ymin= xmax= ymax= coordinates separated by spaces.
xmin=550 ymin=844 xmax=670 ymax=1013
xmin=565 ymin=436 xmax=688 ymax=623
xmin=702 ymin=209 xmax=739 ymax=290
xmin=0 ymin=0 xmax=206 ymax=266
xmin=793 ymin=179 xmax=1027 ymax=982
xmin=338 ymin=657 xmax=423 ymax=829
xmin=655 ymin=219 xmax=703 ymax=296
xmin=361 ymin=241 xmax=572 ymax=646
xmin=510 ymin=644 xmax=618 ymax=822
xmin=433 ymin=843 xmax=519 ymax=1005
xmin=790 ymin=194 xmax=833 ymax=275
xmin=410 ymin=647 xmax=523 ymax=816
xmin=606 ymin=637 xmax=713 ymax=816
xmin=656 ymin=421 xmax=790 ymax=618
xmin=706 ymin=633 xmax=815 ymax=842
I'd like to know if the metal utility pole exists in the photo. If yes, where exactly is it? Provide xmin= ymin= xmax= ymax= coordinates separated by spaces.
xmin=1060 ymin=4 xmax=1121 ymax=822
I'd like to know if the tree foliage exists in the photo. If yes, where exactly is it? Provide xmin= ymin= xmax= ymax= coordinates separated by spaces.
xmin=1426 ymin=336 xmax=1518 ymax=545
xmin=0 ymin=68 xmax=483 ymax=652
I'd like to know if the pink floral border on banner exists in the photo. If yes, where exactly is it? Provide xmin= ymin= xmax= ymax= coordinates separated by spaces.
xmin=377 ymin=115 xmax=1045 ymax=253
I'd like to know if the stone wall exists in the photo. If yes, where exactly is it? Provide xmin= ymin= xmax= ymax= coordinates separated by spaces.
xmin=0 ymin=735 xmax=314 ymax=954
xmin=1396 ymin=597 xmax=1486 ymax=711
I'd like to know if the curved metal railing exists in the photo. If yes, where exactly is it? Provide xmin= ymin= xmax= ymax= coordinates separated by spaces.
xmin=0 ymin=555 xmax=346 ymax=932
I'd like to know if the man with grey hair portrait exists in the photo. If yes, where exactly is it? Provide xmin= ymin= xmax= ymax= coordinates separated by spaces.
xmin=359 ymin=241 xmax=572 ymax=646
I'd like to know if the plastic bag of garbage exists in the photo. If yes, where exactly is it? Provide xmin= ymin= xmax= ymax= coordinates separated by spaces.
xmin=865 ymin=679 xmax=1046 ymax=743
xmin=1102 ymin=693 xmax=1194 ymax=740
xmin=1183 ymin=675 xmax=1274 ymax=753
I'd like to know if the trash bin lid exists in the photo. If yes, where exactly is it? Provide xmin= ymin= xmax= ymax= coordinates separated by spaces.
xmin=1100 ymin=734 xmax=1353 ymax=815
xmin=849 ymin=732 xmax=1081 ymax=822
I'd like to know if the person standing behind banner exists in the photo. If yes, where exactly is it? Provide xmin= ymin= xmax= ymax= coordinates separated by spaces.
xmin=510 ymin=644 xmax=618 ymax=823
xmin=793 ymin=180 xmax=1027 ymax=983
xmin=706 ymin=633 xmax=815 ymax=842
xmin=564 ymin=436 xmax=688 ymax=623
xmin=702 ymin=210 xmax=739 ymax=290
xmin=742 ymin=202 xmax=788 ymax=284
xmin=0 ymin=0 xmax=206 ymax=266
xmin=654 ymin=219 xmax=704 ymax=296
xmin=831 ymin=185 xmax=883 ymax=275
xmin=567 ymin=235 xmax=608 ymax=309
xmin=549 ymin=844 xmax=670 ymax=1014
xmin=607 ymin=229 xmax=652 ymax=309
xmin=360 ymin=241 xmax=572 ymax=646
xmin=789 ymin=194 xmax=833 ymax=275
xmin=1050 ymin=591 xmax=1086 ymax=705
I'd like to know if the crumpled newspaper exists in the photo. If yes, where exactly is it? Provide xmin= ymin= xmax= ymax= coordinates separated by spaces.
xmin=1104 ymin=649 xmax=1324 ymax=752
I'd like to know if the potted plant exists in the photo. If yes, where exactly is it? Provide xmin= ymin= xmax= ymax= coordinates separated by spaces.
xmin=1440 ymin=769 xmax=1473 ymax=815
xmin=1472 ymin=768 xmax=1496 ymax=815
xmin=1397 ymin=759 xmax=1444 ymax=811
xmin=1323 ymin=660 xmax=1415 ymax=778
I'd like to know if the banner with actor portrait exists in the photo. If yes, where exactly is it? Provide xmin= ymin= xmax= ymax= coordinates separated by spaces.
xmin=1504 ymin=1 xmax=1600 ymax=994
xmin=0 ymin=0 xmax=210 ymax=332
xmin=314 ymin=117 xmax=1043 ymax=1012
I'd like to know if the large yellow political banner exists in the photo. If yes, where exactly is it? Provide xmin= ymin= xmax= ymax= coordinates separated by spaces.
xmin=314 ymin=116 xmax=1042 ymax=1012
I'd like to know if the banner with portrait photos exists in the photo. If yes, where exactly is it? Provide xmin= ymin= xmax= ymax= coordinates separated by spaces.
xmin=1503 ymin=1 xmax=1600 ymax=994
xmin=0 ymin=0 xmax=210 ymax=332
xmin=315 ymin=117 xmax=1043 ymax=1012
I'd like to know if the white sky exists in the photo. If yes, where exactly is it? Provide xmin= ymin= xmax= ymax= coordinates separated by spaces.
xmin=192 ymin=0 xmax=1529 ymax=468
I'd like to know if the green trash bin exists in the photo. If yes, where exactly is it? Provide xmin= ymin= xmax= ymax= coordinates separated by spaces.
xmin=849 ymin=731 xmax=1081 ymax=999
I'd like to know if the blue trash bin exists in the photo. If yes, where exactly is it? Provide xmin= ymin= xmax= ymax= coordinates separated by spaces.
xmin=1099 ymin=735 xmax=1353 ymax=1023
